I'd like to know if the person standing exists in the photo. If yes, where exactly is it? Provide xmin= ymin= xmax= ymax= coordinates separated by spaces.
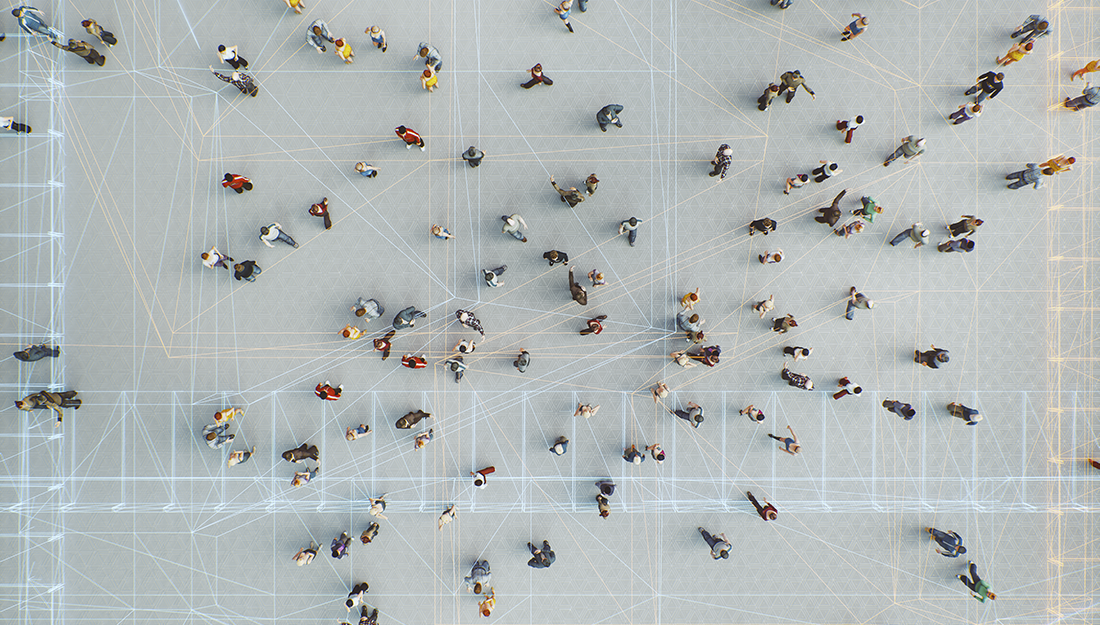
xmin=585 ymin=174 xmax=599 ymax=196
xmin=227 ymin=447 xmax=255 ymax=467
xmin=948 ymin=102 xmax=982 ymax=125
xmin=746 ymin=491 xmax=778 ymax=521
xmin=345 ymin=582 xmax=370 ymax=612
xmin=946 ymin=215 xmax=982 ymax=237
xmin=554 ymin=0 xmax=575 ymax=33
xmin=57 ymin=39 xmax=106 ymax=66
xmin=392 ymin=306 xmax=426 ymax=330
xmin=514 ymin=349 xmax=532 ymax=373
xmin=915 ymin=345 xmax=950 ymax=369
xmin=596 ymin=494 xmax=611 ymax=518
xmin=366 ymin=26 xmax=386 ymax=51
xmin=233 ymin=261 xmax=261 ymax=282
xmin=753 ymin=295 xmax=775 ymax=318
xmin=836 ymin=116 xmax=863 ymax=143
xmin=768 ymin=425 xmax=801 ymax=455
xmin=890 ymin=223 xmax=930 ymax=248
xmin=402 ymin=354 xmax=428 ymax=369
xmin=812 ymin=188 xmax=848 ymax=227
xmin=574 ymin=403 xmax=601 ymax=418
xmin=461 ymin=146 xmax=485 ymax=167
xmin=395 ymin=126 xmax=426 ymax=150
xmin=784 ymin=173 xmax=809 ymax=195
xmin=1011 ymin=14 xmax=1051 ymax=44
xmin=482 ymin=265 xmax=507 ymax=287
xmin=217 ymin=44 xmax=248 ymax=69
xmin=443 ymin=356 xmax=466 ymax=383
xmin=293 ymin=541 xmax=318 ymax=565
xmin=291 ymin=465 xmax=320 ymax=487
xmin=346 ymin=424 xmax=371 ymax=440
xmin=367 ymin=493 xmax=388 ymax=519
xmin=331 ymin=533 xmax=352 ymax=559
xmin=812 ymin=160 xmax=841 ymax=183
xmin=569 ymin=267 xmax=588 ymax=305
xmin=618 ymin=217 xmax=642 ymax=246
xmin=12 ymin=343 xmax=59 ymax=362
xmin=883 ymin=135 xmax=925 ymax=166
xmin=355 ymin=162 xmax=379 ymax=177
xmin=372 ymin=331 xmax=395 ymax=361
xmin=670 ymin=401 xmax=704 ymax=428
xmin=209 ymin=67 xmax=258 ymax=96
xmin=580 ymin=315 xmax=607 ymax=335
xmin=82 ymin=19 xmax=117 ymax=46
xmin=623 ymin=444 xmax=646 ymax=464
xmin=957 ymin=562 xmax=996 ymax=602
xmin=471 ymin=467 xmax=495 ymax=489
xmin=748 ymin=217 xmax=777 ymax=236
xmin=840 ymin=13 xmax=869 ymax=41
xmin=1006 ymin=163 xmax=1049 ymax=189
xmin=549 ymin=435 xmax=568 ymax=455
xmin=709 ymin=144 xmax=733 ymax=178
xmin=550 ymin=176 xmax=585 ymax=207
xmin=521 ymin=63 xmax=553 ymax=88
xmin=779 ymin=70 xmax=815 ymax=103
xmin=543 ymin=250 xmax=569 ymax=266
xmin=464 ymin=560 xmax=492 ymax=594
xmin=478 ymin=589 xmax=495 ymax=617
xmin=334 ymin=38 xmax=354 ymax=64
xmin=352 ymin=297 xmax=384 ymax=321
xmin=306 ymin=20 xmax=333 ymax=52
xmin=420 ymin=67 xmax=437 ymax=92
xmin=698 ymin=527 xmax=731 ymax=559
xmin=758 ymin=83 xmax=781 ymax=111
xmin=846 ymin=287 xmax=874 ymax=320
xmin=309 ymin=197 xmax=332 ymax=230
xmin=12 ymin=6 xmax=62 ymax=42
xmin=501 ymin=214 xmax=528 ymax=242
xmin=414 ymin=428 xmax=434 ymax=449
xmin=681 ymin=288 xmax=701 ymax=309
xmin=927 ymin=528 xmax=966 ymax=557
xmin=284 ymin=0 xmax=305 ymax=14
xmin=202 ymin=423 xmax=234 ymax=449
xmin=1 ymin=116 xmax=32 ymax=134
xmin=259 ymin=223 xmax=299 ymax=248
xmin=882 ymin=400 xmax=915 ymax=420
xmin=646 ymin=443 xmax=666 ymax=463
xmin=527 ymin=540 xmax=555 ymax=568
xmin=414 ymin=42 xmax=443 ymax=71
xmin=588 ymin=270 xmax=607 ymax=287
xmin=596 ymin=104 xmax=624 ymax=131
xmin=771 ymin=314 xmax=797 ymax=334
xmin=965 ymin=71 xmax=1004 ymax=103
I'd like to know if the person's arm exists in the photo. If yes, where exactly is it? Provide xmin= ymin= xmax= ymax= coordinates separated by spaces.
xmin=989 ymin=83 xmax=1003 ymax=99
xmin=618 ymin=221 xmax=627 ymax=234
xmin=517 ymin=215 xmax=528 ymax=229
xmin=787 ymin=425 xmax=798 ymax=443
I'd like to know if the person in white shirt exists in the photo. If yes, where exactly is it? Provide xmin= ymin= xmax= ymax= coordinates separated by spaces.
xmin=259 ymin=223 xmax=298 ymax=248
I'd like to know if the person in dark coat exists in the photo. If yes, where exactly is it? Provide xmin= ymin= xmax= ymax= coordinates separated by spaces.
xmin=395 ymin=410 xmax=432 ymax=429
xmin=596 ymin=104 xmax=623 ymax=131
xmin=13 ymin=344 xmax=59 ymax=362
xmin=915 ymin=345 xmax=949 ymax=369
xmin=282 ymin=442 xmax=319 ymax=463
xmin=569 ymin=267 xmax=588 ymax=305
xmin=814 ymin=189 xmax=848 ymax=226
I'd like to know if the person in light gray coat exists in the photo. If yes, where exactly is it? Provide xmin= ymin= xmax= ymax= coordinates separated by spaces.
xmin=889 ymin=223 xmax=930 ymax=248
xmin=393 ymin=306 xmax=426 ymax=330
xmin=415 ymin=42 xmax=442 ymax=71
xmin=1005 ymin=163 xmax=1048 ymax=189
xmin=307 ymin=20 xmax=334 ymax=53
xmin=464 ymin=560 xmax=491 ymax=594
xmin=352 ymin=298 xmax=384 ymax=320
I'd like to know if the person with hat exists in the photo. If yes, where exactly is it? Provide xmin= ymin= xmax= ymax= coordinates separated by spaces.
xmin=916 ymin=345 xmax=950 ymax=369
xmin=521 ymin=63 xmax=553 ymax=88
xmin=698 ymin=527 xmax=731 ymax=559
xmin=366 ymin=25 xmax=386 ymax=51
xmin=461 ymin=146 xmax=484 ymax=167
xmin=618 ymin=217 xmax=642 ymax=246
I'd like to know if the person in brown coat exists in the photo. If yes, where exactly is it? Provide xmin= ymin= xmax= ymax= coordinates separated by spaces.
xmin=395 ymin=410 xmax=432 ymax=429
xmin=550 ymin=176 xmax=585 ymax=207
xmin=56 ymin=38 xmax=105 ymax=65
xmin=569 ymin=267 xmax=588 ymax=305
xmin=281 ymin=443 xmax=319 ymax=463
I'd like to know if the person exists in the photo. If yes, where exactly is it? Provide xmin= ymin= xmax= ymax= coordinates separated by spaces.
xmin=771 ymin=314 xmax=797 ymax=334
xmin=521 ymin=63 xmax=553 ymax=88
xmin=746 ymin=491 xmax=778 ymax=521
xmin=882 ymin=400 xmax=915 ymax=420
xmin=443 ymin=355 xmax=466 ymax=382
xmin=1065 ymin=82 xmax=1100 ymax=111
xmin=527 ymin=540 xmax=555 ymax=568
xmin=670 ymin=401 xmax=704 ymax=428
xmin=217 ymin=44 xmax=248 ymax=70
xmin=574 ymin=403 xmax=600 ymax=418
xmin=284 ymin=0 xmax=305 ymax=14
xmin=414 ymin=42 xmax=443 ymax=71
xmin=393 ymin=306 xmax=426 ymax=330
xmin=351 ymin=297 xmax=384 ymax=321
xmin=596 ymin=104 xmax=624 ymax=131
xmin=585 ymin=174 xmax=599 ymax=195
xmin=646 ymin=443 xmax=666 ymax=463
xmin=395 ymin=410 xmax=431 ymax=429
xmin=915 ymin=345 xmax=950 ymax=369
xmin=309 ymin=197 xmax=332 ymax=229
xmin=395 ymin=126 xmax=426 ymax=150
xmin=677 ymin=309 xmax=704 ymax=335
xmin=740 ymin=405 xmax=765 ymax=422
xmin=430 ymin=224 xmax=454 ymax=239
xmin=82 ymin=19 xmax=117 ymax=47
xmin=781 ymin=363 xmax=813 ymax=390
xmin=368 ymin=493 xmax=388 ymax=519
xmin=501 ymin=214 xmax=528 ymax=242
xmin=554 ymin=0 xmax=575 ymax=33
xmin=282 ymin=442 xmax=319 ymax=463
xmin=883 ymin=135 xmax=925 ymax=166
xmin=784 ymin=173 xmax=808 ymax=194
xmin=259 ymin=223 xmax=298 ymax=248
xmin=331 ymin=533 xmax=352 ymax=559
xmin=758 ymin=83 xmax=781 ymax=111
xmin=768 ymin=425 xmax=801 ymax=455
xmin=372 ymin=331 xmax=395 ymax=361
xmin=232 ymin=260 xmax=261 ymax=282
xmin=779 ymin=70 xmax=815 ymax=103
xmin=1 ymin=116 xmax=32 ymax=134
xmin=812 ymin=160 xmax=841 ymax=183
xmin=464 ymin=560 xmax=491 ymax=594
xmin=937 ymin=238 xmax=975 ymax=254
xmin=209 ymin=67 xmax=258 ymax=96
xmin=456 ymin=309 xmax=485 ymax=335
xmin=834 ymin=377 xmax=863 ymax=400
xmin=355 ymin=162 xmax=379 ymax=177
xmin=835 ymin=219 xmax=865 ymax=239
xmin=846 ymin=287 xmax=874 ymax=320
xmin=840 ymin=13 xmax=869 ymax=41
xmin=438 ymin=504 xmax=457 ymax=530
xmin=549 ymin=436 xmax=569 ymax=455
xmin=996 ymin=40 xmax=1033 ymax=66
xmin=471 ymin=466 xmax=495 ymax=489
xmin=56 ymin=39 xmax=106 ymax=66
xmin=948 ymin=102 xmax=982 ymax=125
xmin=748 ymin=217 xmax=777 ymax=236
xmin=947 ymin=402 xmax=982 ymax=425
xmin=946 ymin=216 xmax=983 ymax=237
xmin=770 ymin=0 xmax=793 ymax=8
xmin=811 ymin=188 xmax=848 ymax=227
xmin=202 ymin=423 xmax=234 ymax=449
xmin=753 ymin=295 xmax=775 ymax=318
xmin=670 ymin=350 xmax=698 ymax=368
xmin=482 ymin=265 xmax=507 ymax=287
xmin=623 ymin=444 xmax=646 ymax=464
xmin=965 ymin=71 xmax=1004 ymax=103
xmin=836 ymin=115 xmax=863 ymax=143
xmin=359 ymin=522 xmax=379 ymax=543
xmin=890 ymin=223 xmax=930 ymax=248
xmin=927 ymin=527 xmax=966 ymax=557
xmin=214 ymin=407 xmax=242 ymax=424
xmin=1006 ymin=163 xmax=1049 ymax=189
xmin=1040 ymin=155 xmax=1075 ymax=175
xmin=306 ymin=20 xmax=333 ymax=53
xmin=293 ymin=541 xmax=318 ymax=565
xmin=580 ymin=315 xmax=607 ymax=335
xmin=681 ymin=288 xmax=701 ymax=309
xmin=783 ymin=346 xmax=812 ymax=361
xmin=333 ymin=38 xmax=354 ymax=64
xmin=759 ymin=250 xmax=783 ymax=264
xmin=698 ymin=527 xmax=731 ymax=559
xmin=651 ymin=382 xmax=670 ymax=403
xmin=12 ymin=6 xmax=62 ymax=42
xmin=420 ymin=67 xmax=437 ymax=92
xmin=345 ymin=582 xmax=369 ymax=612
xmin=356 ymin=606 xmax=379 ymax=625
xmin=1072 ymin=60 xmax=1100 ymax=81
xmin=618 ymin=217 xmax=642 ymax=246
xmin=709 ymin=144 xmax=733 ymax=178
xmin=401 ymin=354 xmax=427 ymax=369
xmin=315 ymin=381 xmax=342 ymax=400
xmin=1088 ymin=459 xmax=1100 ymax=471
xmin=596 ymin=494 xmax=611 ymax=518
xmin=957 ymin=562 xmax=996 ymax=602
xmin=345 ymin=424 xmax=371 ymax=440
xmin=453 ymin=339 xmax=476 ymax=355
xmin=1011 ymin=14 xmax=1050 ymax=44
xmin=461 ymin=146 xmax=484 ymax=167
xmin=13 ymin=343 xmax=59 ymax=362
xmin=588 ymin=270 xmax=607 ymax=287
xmin=366 ymin=26 xmax=386 ymax=52
xmin=550 ymin=176 xmax=585 ymax=207
xmin=15 ymin=390 xmax=81 ymax=426
xmin=514 ymin=349 xmax=531 ymax=373
xmin=572 ymin=266 xmax=590 ymax=302
xmin=414 ymin=428 xmax=434 ymax=449
xmin=478 ymin=588 xmax=496 ymax=617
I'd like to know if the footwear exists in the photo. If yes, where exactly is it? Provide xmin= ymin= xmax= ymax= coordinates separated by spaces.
xmin=419 ymin=146 xmax=426 ymax=151
xmin=406 ymin=144 xmax=412 ymax=149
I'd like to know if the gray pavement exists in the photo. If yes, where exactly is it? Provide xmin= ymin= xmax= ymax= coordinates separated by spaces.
xmin=2 ymin=1 xmax=1098 ymax=624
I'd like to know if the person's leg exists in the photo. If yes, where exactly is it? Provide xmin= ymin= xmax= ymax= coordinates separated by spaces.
xmin=252 ymin=266 xmax=262 ymax=276
xmin=975 ymin=90 xmax=988 ymax=104
xmin=1007 ymin=179 xmax=1026 ymax=190
xmin=890 ymin=229 xmax=911 ymax=246
xmin=698 ymin=527 xmax=716 ymax=547
xmin=508 ymin=230 xmax=524 ymax=240
xmin=845 ymin=300 xmax=856 ymax=320
xmin=964 ymin=84 xmax=978 ymax=96
xmin=884 ymin=146 xmax=905 ymax=165
xmin=969 ymin=562 xmax=981 ymax=585
xmin=276 ymin=231 xmax=298 ymax=247
xmin=627 ymin=228 xmax=637 ymax=246
xmin=746 ymin=491 xmax=764 ymax=514
xmin=709 ymin=162 xmax=723 ymax=176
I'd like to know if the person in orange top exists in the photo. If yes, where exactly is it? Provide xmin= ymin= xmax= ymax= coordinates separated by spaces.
xmin=421 ymin=66 xmax=437 ymax=92
xmin=334 ymin=38 xmax=354 ymax=64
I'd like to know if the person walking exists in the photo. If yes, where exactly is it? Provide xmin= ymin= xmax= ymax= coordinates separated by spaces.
xmin=1064 ymin=82 xmax=1100 ymax=111
xmin=543 ymin=250 xmax=569 ymax=266
xmin=779 ymin=70 xmax=815 ymax=103
xmin=1040 ymin=155 xmax=1075 ymax=175
xmin=395 ymin=126 xmax=426 ymax=150
xmin=233 ymin=261 xmax=261 ymax=282
xmin=783 ymin=346 xmax=812 ymax=361
xmin=12 ymin=343 xmax=59 ymax=362
xmin=948 ymin=102 xmax=982 ymax=125
xmin=1072 ymin=60 xmax=1100 ymax=81
xmin=550 ymin=176 xmax=585 ymax=207
xmin=569 ymin=267 xmax=588 ymax=305
xmin=209 ymin=67 xmax=258 ymax=96
xmin=56 ymin=39 xmax=106 ymax=66
xmin=840 ymin=13 xmax=869 ymax=41
xmin=915 ymin=345 xmax=950 ymax=369
xmin=478 ymin=589 xmax=495 ymax=617
xmin=746 ymin=491 xmax=778 ymax=521
xmin=430 ymin=224 xmax=454 ymax=240
xmin=758 ymin=250 xmax=783 ymax=264
xmin=282 ymin=442 xmax=319 ymax=463
xmin=291 ymin=465 xmax=319 ymax=487
xmin=646 ymin=443 xmax=666 ymax=463
xmin=284 ymin=0 xmax=305 ymax=14
xmin=414 ymin=428 xmax=434 ymax=449
xmin=456 ymin=309 xmax=485 ymax=335
xmin=996 ymin=40 xmax=1033 ymax=66
xmin=1011 ymin=14 xmax=1051 ymax=44
xmin=1 ymin=116 xmax=32 ymax=134
xmin=709 ymin=144 xmax=733 ymax=178
xmin=882 ymin=400 xmax=915 ymax=420
xmin=414 ymin=42 xmax=442 ymax=71
xmin=453 ymin=339 xmax=477 ymax=355
xmin=461 ymin=146 xmax=485 ymax=167
xmin=306 ymin=20 xmax=333 ymax=52
xmin=392 ymin=306 xmax=426 ymax=330
xmin=366 ymin=26 xmax=386 ymax=51
xmin=883 ymin=135 xmax=925 ymax=166
xmin=927 ymin=527 xmax=966 ymax=557
xmin=757 ymin=83 xmax=781 ymax=111
xmin=308 ymin=197 xmax=332 ymax=229
xmin=554 ymin=0 xmax=575 ymax=33
xmin=948 ymin=402 xmax=983 ymax=425
xmin=698 ymin=527 xmax=731 ymax=559
xmin=768 ymin=425 xmax=801 ymax=455
xmin=834 ymin=377 xmax=862 ymax=400
xmin=937 ymin=238 xmax=975 ymax=253
xmin=293 ymin=541 xmax=318 ymax=565
xmin=15 ymin=391 xmax=80 ymax=426
xmin=965 ymin=71 xmax=1004 ymax=103
xmin=443 ymin=355 xmax=466 ymax=383
xmin=574 ymin=403 xmax=601 ymax=418
xmin=345 ymin=582 xmax=370 ymax=612
xmin=957 ymin=562 xmax=996 ymax=602
xmin=846 ymin=287 xmax=874 ymax=320
xmin=670 ymin=401 xmax=704 ymax=428
xmin=315 ymin=381 xmax=342 ymax=400
xmin=82 ymin=19 xmax=117 ymax=46
xmin=753 ymin=295 xmax=775 ymax=318
xmin=259 ymin=222 xmax=299 ymax=248
xmin=580 ymin=315 xmax=607 ymax=335
xmin=483 ymin=265 xmax=507 ymax=287
xmin=781 ymin=363 xmax=813 ymax=389
xmin=355 ymin=162 xmax=379 ymax=177
xmin=514 ymin=349 xmax=532 ymax=373
xmin=464 ymin=560 xmax=492 ymax=594
xmin=367 ymin=493 xmax=388 ymax=519
xmin=12 ymin=6 xmax=62 ymax=42
xmin=771 ymin=313 xmax=797 ymax=334
xmin=623 ymin=444 xmax=646 ymax=464
xmin=596 ymin=493 xmax=611 ymax=518
xmin=500 ymin=214 xmax=528 ymax=242
xmin=521 ymin=63 xmax=553 ymax=88
xmin=471 ymin=466 xmax=495 ymax=489
xmin=836 ymin=116 xmax=863 ymax=143
xmin=748 ymin=217 xmax=777 ymax=236
xmin=947 ymin=216 xmax=983 ymax=238
xmin=618 ymin=217 xmax=642 ymax=246
xmin=372 ymin=331 xmax=395 ymax=361
xmin=201 ymin=246 xmax=233 ymax=270
xmin=811 ymin=188 xmax=848 ymax=227
xmin=352 ymin=297 xmax=384 ymax=321
xmin=889 ymin=223 xmax=930 ymax=248
xmin=217 ymin=44 xmax=248 ymax=70
xmin=401 ymin=354 xmax=427 ymax=369
xmin=202 ymin=423 xmax=234 ymax=449
xmin=586 ymin=270 xmax=607 ymax=287
xmin=331 ymin=533 xmax=352 ymax=559
xmin=596 ymin=104 xmax=624 ymax=131
xmin=740 ymin=405 xmax=765 ymax=422
xmin=784 ymin=173 xmax=808 ymax=194
xmin=345 ymin=424 xmax=371 ymax=440
xmin=681 ymin=288 xmax=701 ymax=309
xmin=812 ymin=160 xmax=842 ymax=183
xmin=549 ymin=435 xmax=568 ymax=455
xmin=1006 ymin=163 xmax=1050 ymax=189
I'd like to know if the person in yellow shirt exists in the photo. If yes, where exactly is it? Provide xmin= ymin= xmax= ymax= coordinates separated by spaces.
xmin=334 ymin=38 xmax=354 ymax=64
xmin=421 ymin=67 xmax=437 ymax=92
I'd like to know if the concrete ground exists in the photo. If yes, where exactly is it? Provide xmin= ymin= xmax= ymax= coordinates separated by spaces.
xmin=2 ymin=1 xmax=1098 ymax=624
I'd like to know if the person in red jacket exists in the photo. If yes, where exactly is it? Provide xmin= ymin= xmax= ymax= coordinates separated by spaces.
xmin=401 ymin=354 xmax=427 ymax=369
xmin=315 ymin=381 xmax=342 ymax=400
xmin=222 ymin=173 xmax=252 ymax=193
xmin=395 ymin=125 xmax=425 ymax=151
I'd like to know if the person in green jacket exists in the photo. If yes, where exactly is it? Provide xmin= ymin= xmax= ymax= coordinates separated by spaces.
xmin=957 ymin=561 xmax=996 ymax=602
